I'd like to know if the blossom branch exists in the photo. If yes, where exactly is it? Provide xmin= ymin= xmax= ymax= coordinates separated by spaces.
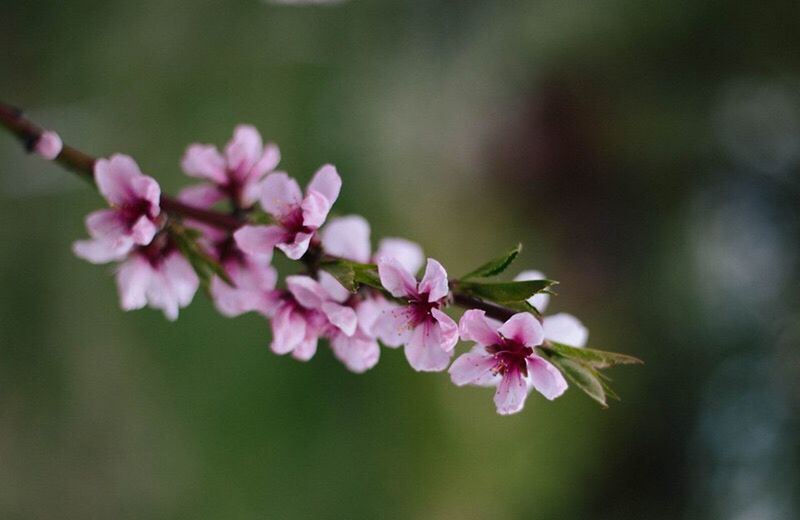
xmin=1 ymin=100 xmax=641 ymax=414
xmin=0 ymin=100 xmax=242 ymax=231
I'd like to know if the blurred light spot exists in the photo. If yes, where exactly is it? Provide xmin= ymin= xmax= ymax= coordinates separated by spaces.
xmin=713 ymin=80 xmax=800 ymax=179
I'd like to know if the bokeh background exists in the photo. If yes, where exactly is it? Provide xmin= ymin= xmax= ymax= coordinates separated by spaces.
xmin=2 ymin=1 xmax=799 ymax=518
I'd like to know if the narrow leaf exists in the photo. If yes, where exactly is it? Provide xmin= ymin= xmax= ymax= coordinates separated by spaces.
xmin=543 ymin=341 xmax=643 ymax=369
xmin=462 ymin=243 xmax=522 ymax=280
xmin=321 ymin=259 xmax=383 ymax=293
xmin=546 ymin=356 xmax=608 ymax=408
xmin=458 ymin=279 xmax=557 ymax=303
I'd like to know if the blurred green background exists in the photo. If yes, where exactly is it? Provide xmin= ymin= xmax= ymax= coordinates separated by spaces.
xmin=2 ymin=1 xmax=799 ymax=518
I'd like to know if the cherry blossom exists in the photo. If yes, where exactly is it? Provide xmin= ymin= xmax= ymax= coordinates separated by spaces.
xmin=73 ymin=154 xmax=161 ymax=263
xmin=34 ymin=130 xmax=62 ymax=160
xmin=234 ymin=165 xmax=341 ymax=260
xmin=115 ymin=241 xmax=199 ymax=321
xmin=374 ymin=256 xmax=458 ymax=371
xmin=449 ymin=310 xmax=568 ymax=415
xmin=180 ymin=125 xmax=280 ymax=209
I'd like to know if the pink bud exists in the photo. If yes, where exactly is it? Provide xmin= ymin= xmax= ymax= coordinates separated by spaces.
xmin=34 ymin=130 xmax=62 ymax=160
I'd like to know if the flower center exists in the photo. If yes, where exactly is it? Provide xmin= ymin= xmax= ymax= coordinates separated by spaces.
xmin=279 ymin=206 xmax=313 ymax=235
xmin=486 ymin=340 xmax=533 ymax=377
xmin=409 ymin=292 xmax=439 ymax=326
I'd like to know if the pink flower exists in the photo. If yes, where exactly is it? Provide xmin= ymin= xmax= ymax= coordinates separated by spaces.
xmin=212 ymin=244 xmax=281 ymax=318
xmin=373 ymin=257 xmax=458 ymax=371
xmin=34 ymin=130 xmax=62 ymax=160
xmin=269 ymin=274 xmax=358 ymax=362
xmin=234 ymin=165 xmax=342 ymax=260
xmin=73 ymin=155 xmax=161 ymax=263
xmin=115 ymin=243 xmax=199 ymax=321
xmin=180 ymin=125 xmax=280 ymax=209
xmin=449 ymin=310 xmax=568 ymax=415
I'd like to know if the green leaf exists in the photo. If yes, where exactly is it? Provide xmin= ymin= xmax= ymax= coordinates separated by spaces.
xmin=457 ymin=279 xmax=557 ymax=303
xmin=543 ymin=341 xmax=643 ymax=369
xmin=462 ymin=243 xmax=522 ymax=280
xmin=321 ymin=259 xmax=382 ymax=293
xmin=545 ymin=355 xmax=609 ymax=408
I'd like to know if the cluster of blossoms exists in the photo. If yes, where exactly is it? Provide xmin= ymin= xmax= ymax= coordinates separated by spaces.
xmin=35 ymin=125 xmax=596 ymax=416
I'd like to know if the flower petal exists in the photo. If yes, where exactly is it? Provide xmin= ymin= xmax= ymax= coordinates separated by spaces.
xmin=322 ymin=302 xmax=358 ymax=336
xmin=73 ymin=238 xmax=131 ymax=264
xmin=129 ymin=215 xmax=157 ymax=246
xmin=161 ymin=252 xmax=199 ymax=308
xmin=321 ymin=215 xmax=371 ymax=263
xmin=300 ymin=190 xmax=332 ymax=229
xmin=271 ymin=303 xmax=306 ymax=355
xmin=233 ymin=225 xmax=284 ymax=261
xmin=377 ymin=256 xmax=417 ymax=298
xmin=318 ymin=270 xmax=350 ymax=303
xmin=375 ymin=238 xmax=424 ymax=275
xmin=459 ymin=309 xmax=501 ymax=347
xmin=95 ymin=154 xmax=144 ymax=206
xmin=276 ymin=232 xmax=313 ymax=260
xmin=542 ymin=313 xmax=589 ymax=347
xmin=331 ymin=332 xmax=380 ymax=373
xmin=115 ymin=254 xmax=153 ymax=311
xmin=181 ymin=144 xmax=227 ymax=184
xmin=259 ymin=172 xmax=302 ymax=218
xmin=431 ymin=308 xmax=459 ymax=352
xmin=286 ymin=275 xmax=327 ymax=310
xmin=224 ymin=124 xmax=263 ymax=178
xmin=356 ymin=297 xmax=393 ymax=336
xmin=404 ymin=321 xmax=453 ymax=372
xmin=307 ymin=164 xmax=341 ymax=203
xmin=497 ymin=312 xmax=544 ymax=347
xmin=527 ymin=356 xmax=568 ymax=400
xmin=494 ymin=369 xmax=529 ymax=415
xmin=419 ymin=258 xmax=449 ymax=303
xmin=449 ymin=350 xmax=496 ymax=386
xmin=177 ymin=183 xmax=225 ymax=209
xmin=372 ymin=306 xmax=414 ymax=347
xmin=249 ymin=142 xmax=281 ymax=181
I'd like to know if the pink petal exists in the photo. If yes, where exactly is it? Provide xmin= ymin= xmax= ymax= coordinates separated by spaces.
xmin=260 ymin=172 xmax=302 ymax=218
xmin=276 ymin=231 xmax=313 ymax=260
xmin=73 ymin=237 xmax=131 ymax=264
xmin=286 ymin=275 xmax=327 ymax=310
xmin=514 ymin=270 xmax=550 ymax=312
xmin=542 ymin=313 xmax=589 ymax=347
xmin=178 ymin=183 xmax=225 ymax=209
xmin=292 ymin=336 xmax=319 ymax=362
xmin=419 ymin=258 xmax=449 ymax=303
xmin=494 ymin=368 xmax=529 ymax=415
xmin=459 ymin=309 xmax=501 ymax=347
xmin=224 ymin=124 xmax=263 ymax=178
xmin=372 ymin=306 xmax=415 ymax=347
xmin=307 ymin=164 xmax=341 ymax=203
xmin=233 ymin=225 xmax=285 ymax=261
xmin=527 ymin=356 xmax=568 ymax=400
xmin=331 ymin=331 xmax=380 ymax=373
xmin=376 ymin=256 xmax=417 ymax=298
xmin=321 ymin=302 xmax=357 ymax=336
xmin=181 ymin=144 xmax=227 ymax=184
xmin=84 ymin=209 xmax=127 ymax=240
xmin=355 ymin=297 xmax=392 ymax=336
xmin=375 ymin=238 xmax=424 ymax=275
xmin=404 ymin=321 xmax=453 ymax=372
xmin=321 ymin=215 xmax=371 ymax=263
xmin=129 ymin=215 xmax=157 ymax=246
xmin=211 ymin=260 xmax=278 ymax=317
xmin=300 ymin=190 xmax=332 ymax=229
xmin=145 ymin=264 xmax=184 ymax=321
xmin=94 ymin=154 xmax=144 ymax=206
xmin=431 ymin=308 xmax=459 ymax=352
xmin=34 ymin=130 xmax=62 ymax=160
xmin=161 ymin=252 xmax=199 ymax=308
xmin=131 ymin=176 xmax=161 ymax=216
xmin=115 ymin=254 xmax=153 ymax=311
xmin=271 ymin=304 xmax=306 ymax=355
xmin=497 ymin=312 xmax=544 ymax=347
xmin=248 ymin=142 xmax=281 ymax=181
xmin=449 ymin=350 xmax=496 ymax=386
xmin=318 ymin=270 xmax=350 ymax=303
